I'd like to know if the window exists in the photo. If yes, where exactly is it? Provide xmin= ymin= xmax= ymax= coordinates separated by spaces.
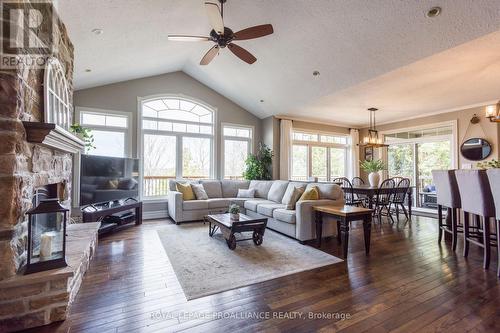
xmin=291 ymin=130 xmax=349 ymax=181
xmin=78 ymin=109 xmax=131 ymax=158
xmin=141 ymin=97 xmax=215 ymax=198
xmin=44 ymin=57 xmax=71 ymax=130
xmin=222 ymin=124 xmax=253 ymax=179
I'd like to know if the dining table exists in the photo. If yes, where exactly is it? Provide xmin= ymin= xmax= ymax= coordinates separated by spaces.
xmin=342 ymin=184 xmax=414 ymax=219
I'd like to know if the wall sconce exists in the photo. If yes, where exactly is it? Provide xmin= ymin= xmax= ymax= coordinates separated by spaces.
xmin=485 ymin=102 xmax=499 ymax=122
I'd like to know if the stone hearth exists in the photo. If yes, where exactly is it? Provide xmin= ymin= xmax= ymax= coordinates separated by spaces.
xmin=0 ymin=222 xmax=100 ymax=332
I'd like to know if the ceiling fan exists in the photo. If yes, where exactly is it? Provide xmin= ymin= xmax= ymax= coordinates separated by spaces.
xmin=168 ymin=0 xmax=274 ymax=65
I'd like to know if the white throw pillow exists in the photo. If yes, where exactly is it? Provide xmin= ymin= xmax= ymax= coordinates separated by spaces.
xmin=191 ymin=183 xmax=208 ymax=200
xmin=284 ymin=186 xmax=305 ymax=210
xmin=237 ymin=188 xmax=255 ymax=198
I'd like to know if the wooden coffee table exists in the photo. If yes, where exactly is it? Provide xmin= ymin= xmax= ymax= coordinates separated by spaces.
xmin=205 ymin=213 xmax=267 ymax=250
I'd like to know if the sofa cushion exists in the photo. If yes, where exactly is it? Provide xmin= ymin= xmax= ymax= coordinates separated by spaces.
xmin=257 ymin=203 xmax=286 ymax=217
xmin=284 ymin=186 xmax=305 ymax=210
xmin=281 ymin=182 xmax=307 ymax=204
xmin=299 ymin=186 xmax=319 ymax=201
xmin=244 ymin=199 xmax=274 ymax=212
xmin=191 ymin=183 xmax=208 ymax=200
xmin=200 ymin=180 xmax=223 ymax=198
xmin=221 ymin=180 xmax=250 ymax=198
xmin=306 ymin=183 xmax=343 ymax=200
xmin=273 ymin=209 xmax=296 ymax=224
xmin=237 ymin=188 xmax=255 ymax=198
xmin=206 ymin=198 xmax=231 ymax=209
xmin=249 ymin=180 xmax=274 ymax=199
xmin=182 ymin=200 xmax=208 ymax=211
xmin=176 ymin=182 xmax=196 ymax=200
xmin=267 ymin=180 xmax=289 ymax=203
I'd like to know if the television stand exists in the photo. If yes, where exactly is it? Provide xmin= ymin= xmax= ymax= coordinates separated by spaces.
xmin=81 ymin=199 xmax=142 ymax=234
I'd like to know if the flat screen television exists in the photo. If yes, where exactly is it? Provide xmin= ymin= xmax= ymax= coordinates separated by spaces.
xmin=80 ymin=155 xmax=139 ymax=206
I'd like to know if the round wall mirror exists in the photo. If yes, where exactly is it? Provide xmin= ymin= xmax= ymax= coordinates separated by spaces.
xmin=460 ymin=138 xmax=492 ymax=161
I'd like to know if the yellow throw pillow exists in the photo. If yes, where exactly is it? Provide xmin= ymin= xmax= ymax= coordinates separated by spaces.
xmin=299 ymin=186 xmax=319 ymax=201
xmin=176 ymin=182 xmax=195 ymax=201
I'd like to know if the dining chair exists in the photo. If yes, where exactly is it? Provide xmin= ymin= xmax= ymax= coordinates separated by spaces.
xmin=352 ymin=176 xmax=367 ymax=206
xmin=486 ymin=168 xmax=500 ymax=277
xmin=333 ymin=177 xmax=364 ymax=206
xmin=374 ymin=178 xmax=396 ymax=223
xmin=455 ymin=169 xmax=496 ymax=270
xmin=432 ymin=170 xmax=462 ymax=251
xmin=390 ymin=178 xmax=411 ymax=222
xmin=352 ymin=177 xmax=365 ymax=186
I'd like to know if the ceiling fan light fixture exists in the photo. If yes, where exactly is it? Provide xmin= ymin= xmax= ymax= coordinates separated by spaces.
xmin=91 ymin=28 xmax=104 ymax=35
xmin=426 ymin=7 xmax=441 ymax=18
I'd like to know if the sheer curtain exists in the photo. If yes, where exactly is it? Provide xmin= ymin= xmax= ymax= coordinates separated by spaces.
xmin=279 ymin=119 xmax=293 ymax=180
xmin=349 ymin=128 xmax=360 ymax=179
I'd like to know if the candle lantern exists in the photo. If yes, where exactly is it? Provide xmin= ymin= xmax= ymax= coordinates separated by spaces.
xmin=25 ymin=199 xmax=68 ymax=274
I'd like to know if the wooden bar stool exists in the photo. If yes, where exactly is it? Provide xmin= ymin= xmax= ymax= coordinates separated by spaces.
xmin=486 ymin=169 xmax=500 ymax=277
xmin=432 ymin=170 xmax=462 ymax=251
xmin=455 ymin=170 xmax=496 ymax=270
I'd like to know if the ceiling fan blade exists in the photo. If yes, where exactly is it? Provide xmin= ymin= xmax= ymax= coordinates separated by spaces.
xmin=205 ymin=2 xmax=224 ymax=35
xmin=168 ymin=35 xmax=210 ymax=42
xmin=200 ymin=45 xmax=219 ymax=65
xmin=233 ymin=24 xmax=274 ymax=40
xmin=228 ymin=43 xmax=257 ymax=64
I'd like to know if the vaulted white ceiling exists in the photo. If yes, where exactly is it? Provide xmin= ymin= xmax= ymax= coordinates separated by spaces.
xmin=58 ymin=0 xmax=500 ymax=126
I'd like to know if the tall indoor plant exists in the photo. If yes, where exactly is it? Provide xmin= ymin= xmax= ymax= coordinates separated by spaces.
xmin=243 ymin=143 xmax=273 ymax=180
xmin=360 ymin=159 xmax=386 ymax=186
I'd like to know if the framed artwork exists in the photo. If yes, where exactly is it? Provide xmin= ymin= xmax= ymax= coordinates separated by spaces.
xmin=364 ymin=147 xmax=373 ymax=161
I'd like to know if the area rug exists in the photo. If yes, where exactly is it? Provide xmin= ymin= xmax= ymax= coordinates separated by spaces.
xmin=157 ymin=223 xmax=343 ymax=300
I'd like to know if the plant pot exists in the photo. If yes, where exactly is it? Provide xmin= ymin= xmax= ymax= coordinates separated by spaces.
xmin=368 ymin=172 xmax=380 ymax=187
xmin=230 ymin=213 xmax=239 ymax=220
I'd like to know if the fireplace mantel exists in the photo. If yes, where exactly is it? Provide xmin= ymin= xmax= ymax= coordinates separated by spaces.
xmin=22 ymin=122 xmax=85 ymax=154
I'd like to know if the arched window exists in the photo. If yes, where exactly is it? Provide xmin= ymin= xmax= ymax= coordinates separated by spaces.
xmin=44 ymin=57 xmax=71 ymax=130
xmin=141 ymin=96 xmax=215 ymax=198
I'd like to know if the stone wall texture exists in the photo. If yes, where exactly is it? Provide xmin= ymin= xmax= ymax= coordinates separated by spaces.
xmin=0 ymin=0 xmax=74 ymax=281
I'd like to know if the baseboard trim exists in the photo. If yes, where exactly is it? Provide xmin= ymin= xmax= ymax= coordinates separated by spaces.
xmin=144 ymin=210 xmax=169 ymax=220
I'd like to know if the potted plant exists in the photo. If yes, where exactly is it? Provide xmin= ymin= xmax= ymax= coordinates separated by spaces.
xmin=360 ymin=159 xmax=386 ymax=187
xmin=70 ymin=124 xmax=95 ymax=153
xmin=477 ymin=159 xmax=500 ymax=169
xmin=228 ymin=204 xmax=240 ymax=220
xmin=243 ymin=143 xmax=273 ymax=180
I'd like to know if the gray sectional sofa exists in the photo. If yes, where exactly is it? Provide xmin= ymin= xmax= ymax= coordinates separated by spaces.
xmin=167 ymin=179 xmax=345 ymax=242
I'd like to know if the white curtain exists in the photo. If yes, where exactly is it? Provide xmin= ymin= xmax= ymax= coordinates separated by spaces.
xmin=349 ymin=128 xmax=360 ymax=179
xmin=279 ymin=119 xmax=293 ymax=180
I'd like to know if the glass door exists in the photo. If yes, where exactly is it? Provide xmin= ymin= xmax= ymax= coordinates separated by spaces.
xmin=416 ymin=140 xmax=452 ymax=208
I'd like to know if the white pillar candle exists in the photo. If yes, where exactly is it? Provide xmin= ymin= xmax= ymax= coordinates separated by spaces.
xmin=39 ymin=232 xmax=54 ymax=258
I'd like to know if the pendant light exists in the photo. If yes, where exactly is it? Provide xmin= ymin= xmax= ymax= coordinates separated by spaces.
xmin=359 ymin=108 xmax=389 ymax=148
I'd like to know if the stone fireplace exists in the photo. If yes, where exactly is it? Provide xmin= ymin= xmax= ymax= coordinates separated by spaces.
xmin=0 ymin=1 xmax=99 ymax=331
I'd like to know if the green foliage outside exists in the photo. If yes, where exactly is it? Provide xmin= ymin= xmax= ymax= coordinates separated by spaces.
xmin=243 ymin=143 xmax=273 ymax=180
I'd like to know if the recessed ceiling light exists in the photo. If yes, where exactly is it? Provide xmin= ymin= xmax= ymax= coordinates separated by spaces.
xmin=313 ymin=70 xmax=320 ymax=77
xmin=91 ymin=28 xmax=104 ymax=35
xmin=85 ymin=69 xmax=92 ymax=72
xmin=426 ymin=7 xmax=441 ymax=18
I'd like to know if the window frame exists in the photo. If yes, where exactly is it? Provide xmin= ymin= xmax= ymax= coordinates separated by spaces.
xmin=138 ymin=94 xmax=217 ymax=200
xmin=221 ymin=122 xmax=254 ymax=179
xmin=75 ymin=107 xmax=132 ymax=158
xmin=44 ymin=57 xmax=71 ymax=130
xmin=291 ymin=128 xmax=349 ymax=182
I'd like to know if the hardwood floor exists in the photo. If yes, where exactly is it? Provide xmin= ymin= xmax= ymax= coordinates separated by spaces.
xmin=26 ymin=216 xmax=499 ymax=333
